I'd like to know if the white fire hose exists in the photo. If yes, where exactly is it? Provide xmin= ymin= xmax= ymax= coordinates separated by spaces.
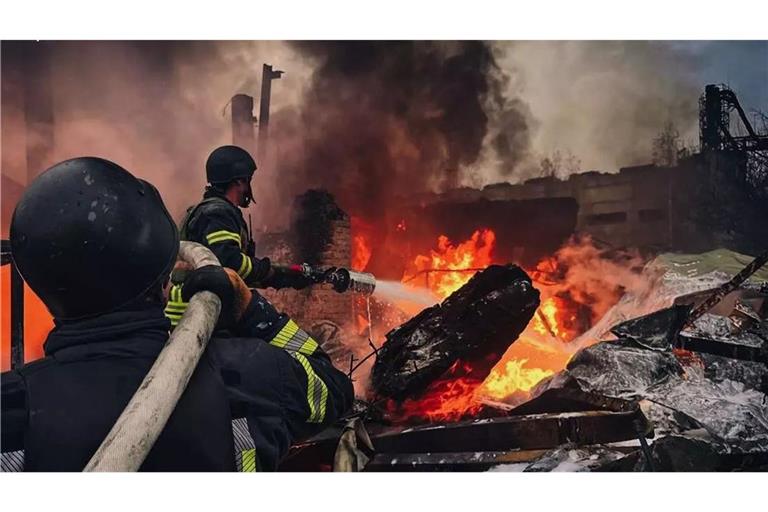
xmin=84 ymin=241 xmax=222 ymax=472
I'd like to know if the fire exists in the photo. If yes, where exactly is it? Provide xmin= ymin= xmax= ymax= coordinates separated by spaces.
xmin=1 ymin=265 xmax=53 ymax=371
xmin=481 ymin=359 xmax=554 ymax=398
xmin=403 ymin=229 xmax=495 ymax=299
xmin=391 ymin=361 xmax=484 ymax=422
xmin=352 ymin=234 xmax=371 ymax=271
xmin=531 ymin=296 xmax=578 ymax=339
xmin=388 ymin=231 xmax=631 ymax=422
xmin=350 ymin=216 xmax=373 ymax=271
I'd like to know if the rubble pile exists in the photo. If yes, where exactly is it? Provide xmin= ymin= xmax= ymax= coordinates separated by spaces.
xmin=487 ymin=250 xmax=768 ymax=472
xmin=316 ymin=248 xmax=768 ymax=472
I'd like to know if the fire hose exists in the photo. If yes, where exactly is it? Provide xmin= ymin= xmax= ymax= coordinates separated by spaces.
xmin=83 ymin=246 xmax=376 ymax=471
xmin=84 ymin=241 xmax=222 ymax=472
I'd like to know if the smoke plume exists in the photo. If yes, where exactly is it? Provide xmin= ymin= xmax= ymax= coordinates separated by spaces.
xmin=3 ymin=40 xmax=753 ymax=234
xmin=269 ymin=41 xmax=531 ymax=225
xmin=492 ymin=41 xmax=703 ymax=175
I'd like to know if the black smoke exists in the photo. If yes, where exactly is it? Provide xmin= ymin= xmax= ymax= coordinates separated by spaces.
xmin=272 ymin=41 xmax=531 ymax=223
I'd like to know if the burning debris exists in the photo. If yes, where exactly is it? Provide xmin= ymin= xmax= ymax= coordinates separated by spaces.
xmin=371 ymin=264 xmax=540 ymax=403
xmin=278 ymin=239 xmax=768 ymax=472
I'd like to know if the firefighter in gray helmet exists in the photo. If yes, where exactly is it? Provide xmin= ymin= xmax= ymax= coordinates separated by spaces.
xmin=174 ymin=145 xmax=316 ymax=298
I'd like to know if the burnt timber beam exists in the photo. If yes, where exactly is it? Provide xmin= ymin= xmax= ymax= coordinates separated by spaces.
xmin=675 ymin=334 xmax=768 ymax=364
xmin=372 ymin=410 xmax=651 ymax=454
xmin=278 ymin=407 xmax=651 ymax=471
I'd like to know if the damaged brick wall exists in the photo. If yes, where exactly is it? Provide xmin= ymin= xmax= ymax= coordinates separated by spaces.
xmin=258 ymin=192 xmax=353 ymax=356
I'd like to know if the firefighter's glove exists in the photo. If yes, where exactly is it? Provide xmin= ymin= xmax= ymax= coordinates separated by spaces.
xmin=181 ymin=265 xmax=253 ymax=328
xmin=269 ymin=265 xmax=316 ymax=290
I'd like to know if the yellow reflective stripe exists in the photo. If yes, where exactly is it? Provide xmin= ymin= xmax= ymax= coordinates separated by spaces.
xmin=206 ymin=229 xmax=241 ymax=241
xmin=237 ymin=253 xmax=253 ymax=279
xmin=293 ymin=352 xmax=328 ymax=423
xmin=170 ymin=285 xmax=183 ymax=303
xmin=297 ymin=337 xmax=319 ymax=356
xmin=269 ymin=319 xmax=319 ymax=356
xmin=206 ymin=230 xmax=241 ymax=248
xmin=165 ymin=284 xmax=188 ymax=328
xmin=208 ymin=234 xmax=241 ymax=246
xmin=241 ymin=449 xmax=257 ymax=472
xmin=270 ymin=319 xmax=300 ymax=349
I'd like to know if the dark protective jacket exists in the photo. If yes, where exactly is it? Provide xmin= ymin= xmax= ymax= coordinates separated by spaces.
xmin=179 ymin=188 xmax=269 ymax=287
xmin=0 ymin=305 xmax=235 ymax=471
xmin=166 ymin=287 xmax=354 ymax=470
xmin=2 ymin=295 xmax=354 ymax=472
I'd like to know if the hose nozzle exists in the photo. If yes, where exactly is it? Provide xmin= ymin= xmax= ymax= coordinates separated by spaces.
xmin=293 ymin=263 xmax=377 ymax=295
xmin=325 ymin=268 xmax=376 ymax=295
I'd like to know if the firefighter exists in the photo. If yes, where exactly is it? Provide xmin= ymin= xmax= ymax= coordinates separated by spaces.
xmin=1 ymin=157 xmax=353 ymax=471
xmin=1 ymin=157 xmax=233 ymax=471
xmin=175 ymin=144 xmax=315 ymax=294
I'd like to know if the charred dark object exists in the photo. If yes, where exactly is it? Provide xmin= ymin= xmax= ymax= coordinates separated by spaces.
xmin=370 ymin=264 xmax=540 ymax=401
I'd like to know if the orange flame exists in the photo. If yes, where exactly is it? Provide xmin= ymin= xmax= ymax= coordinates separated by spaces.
xmin=1 ymin=265 xmax=54 ymax=371
xmin=481 ymin=359 xmax=555 ymax=398
xmin=352 ymin=234 xmax=371 ymax=272
xmin=392 ymin=232 xmax=620 ymax=421
xmin=403 ymin=229 xmax=495 ymax=299
xmin=392 ymin=361 xmax=484 ymax=422
xmin=350 ymin=216 xmax=373 ymax=272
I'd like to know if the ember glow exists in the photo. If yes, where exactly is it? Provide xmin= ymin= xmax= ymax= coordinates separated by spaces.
xmin=393 ymin=361 xmax=484 ymax=422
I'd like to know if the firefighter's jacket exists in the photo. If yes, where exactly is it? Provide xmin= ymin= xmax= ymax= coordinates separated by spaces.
xmin=1 ymin=296 xmax=354 ymax=471
xmin=178 ymin=189 xmax=269 ymax=287
xmin=0 ymin=305 xmax=235 ymax=471
xmin=207 ymin=290 xmax=354 ymax=471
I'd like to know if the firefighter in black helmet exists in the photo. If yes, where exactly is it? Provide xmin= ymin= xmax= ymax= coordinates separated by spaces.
xmin=176 ymin=145 xmax=315 ymax=292
xmin=1 ymin=157 xmax=235 ymax=471
xmin=1 ymin=157 xmax=353 ymax=472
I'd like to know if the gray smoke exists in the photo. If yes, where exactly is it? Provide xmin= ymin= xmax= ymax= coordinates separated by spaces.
xmin=489 ymin=41 xmax=704 ymax=176
xmin=4 ymin=41 xmax=756 ymax=234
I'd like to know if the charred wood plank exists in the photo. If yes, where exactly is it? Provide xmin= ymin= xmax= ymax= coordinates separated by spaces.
xmin=675 ymin=333 xmax=768 ymax=363
xmin=278 ymin=408 xmax=649 ymax=471
xmin=371 ymin=264 xmax=540 ymax=400
xmin=371 ymin=410 xmax=650 ymax=454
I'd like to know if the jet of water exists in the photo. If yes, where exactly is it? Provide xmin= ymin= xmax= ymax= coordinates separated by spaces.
xmin=373 ymin=280 xmax=439 ymax=307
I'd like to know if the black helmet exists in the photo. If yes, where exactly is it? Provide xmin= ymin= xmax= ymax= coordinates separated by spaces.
xmin=205 ymin=145 xmax=256 ymax=185
xmin=10 ymin=157 xmax=179 ymax=320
